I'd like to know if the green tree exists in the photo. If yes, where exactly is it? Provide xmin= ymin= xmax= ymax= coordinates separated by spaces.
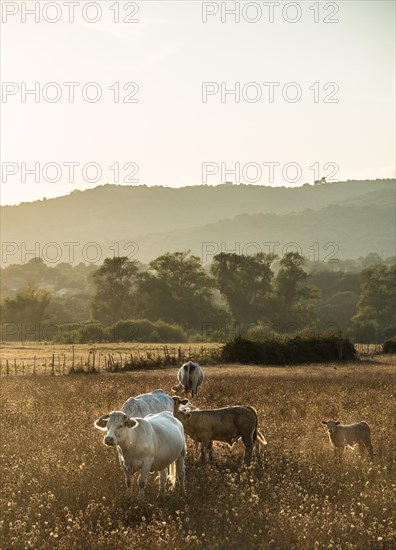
xmin=135 ymin=251 xmax=227 ymax=329
xmin=353 ymin=264 xmax=396 ymax=340
xmin=310 ymin=270 xmax=360 ymax=297
xmin=316 ymin=291 xmax=359 ymax=332
xmin=270 ymin=252 xmax=320 ymax=332
xmin=90 ymin=257 xmax=138 ymax=326
xmin=1 ymin=282 xmax=52 ymax=323
xmin=211 ymin=252 xmax=275 ymax=325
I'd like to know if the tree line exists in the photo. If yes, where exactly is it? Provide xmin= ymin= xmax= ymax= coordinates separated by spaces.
xmin=1 ymin=252 xmax=395 ymax=343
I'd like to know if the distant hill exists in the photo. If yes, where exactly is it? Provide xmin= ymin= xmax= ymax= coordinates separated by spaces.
xmin=1 ymin=180 xmax=394 ymax=265
xmin=136 ymin=202 xmax=394 ymax=263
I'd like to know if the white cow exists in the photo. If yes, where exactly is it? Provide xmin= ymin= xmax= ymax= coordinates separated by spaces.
xmin=122 ymin=389 xmax=195 ymax=416
xmin=172 ymin=361 xmax=204 ymax=398
xmin=94 ymin=410 xmax=186 ymax=497
xmin=121 ymin=389 xmax=174 ymax=417
xmin=321 ymin=419 xmax=373 ymax=460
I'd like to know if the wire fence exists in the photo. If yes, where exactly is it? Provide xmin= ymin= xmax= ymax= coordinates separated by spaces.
xmin=0 ymin=345 xmax=222 ymax=376
xmin=353 ymin=342 xmax=384 ymax=355
xmin=0 ymin=342 xmax=387 ymax=377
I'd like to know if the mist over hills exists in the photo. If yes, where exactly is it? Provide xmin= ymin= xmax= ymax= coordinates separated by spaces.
xmin=141 ymin=201 xmax=394 ymax=263
xmin=1 ymin=179 xmax=394 ymax=265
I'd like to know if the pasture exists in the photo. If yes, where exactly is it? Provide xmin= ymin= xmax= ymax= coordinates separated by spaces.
xmin=0 ymin=342 xmax=220 ymax=375
xmin=1 ymin=355 xmax=395 ymax=549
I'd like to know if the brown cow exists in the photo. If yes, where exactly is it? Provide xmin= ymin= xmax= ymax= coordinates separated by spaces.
xmin=172 ymin=396 xmax=266 ymax=464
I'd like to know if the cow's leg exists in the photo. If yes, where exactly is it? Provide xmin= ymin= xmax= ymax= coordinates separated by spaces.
xmin=254 ymin=439 xmax=261 ymax=458
xmin=207 ymin=441 xmax=215 ymax=462
xmin=158 ymin=469 xmax=167 ymax=496
xmin=191 ymin=439 xmax=200 ymax=457
xmin=241 ymin=434 xmax=254 ymax=465
xmin=334 ymin=446 xmax=344 ymax=462
xmin=362 ymin=435 xmax=374 ymax=460
xmin=125 ymin=470 xmax=134 ymax=489
xmin=138 ymin=463 xmax=151 ymax=498
xmin=118 ymin=452 xmax=132 ymax=488
xmin=200 ymin=443 xmax=207 ymax=463
xmin=120 ymin=464 xmax=135 ymax=489
xmin=357 ymin=442 xmax=367 ymax=458
xmin=366 ymin=441 xmax=374 ymax=460
xmin=175 ymin=450 xmax=186 ymax=493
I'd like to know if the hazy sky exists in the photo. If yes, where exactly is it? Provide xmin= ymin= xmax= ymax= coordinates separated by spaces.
xmin=1 ymin=0 xmax=395 ymax=205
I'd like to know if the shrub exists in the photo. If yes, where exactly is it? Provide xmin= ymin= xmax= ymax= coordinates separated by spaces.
xmin=221 ymin=334 xmax=356 ymax=365
xmin=153 ymin=320 xmax=186 ymax=343
xmin=105 ymin=319 xmax=186 ymax=343
xmin=52 ymin=322 xmax=104 ymax=343
xmin=187 ymin=331 xmax=205 ymax=343
xmin=383 ymin=336 xmax=396 ymax=354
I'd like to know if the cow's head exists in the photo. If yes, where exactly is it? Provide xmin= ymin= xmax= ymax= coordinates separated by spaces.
xmin=321 ymin=419 xmax=340 ymax=434
xmin=94 ymin=411 xmax=138 ymax=446
xmin=172 ymin=396 xmax=189 ymax=420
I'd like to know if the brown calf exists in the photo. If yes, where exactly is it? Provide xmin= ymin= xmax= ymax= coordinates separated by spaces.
xmin=172 ymin=396 xmax=266 ymax=464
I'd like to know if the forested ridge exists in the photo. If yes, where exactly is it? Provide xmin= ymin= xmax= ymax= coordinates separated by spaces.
xmin=1 ymin=179 xmax=394 ymax=263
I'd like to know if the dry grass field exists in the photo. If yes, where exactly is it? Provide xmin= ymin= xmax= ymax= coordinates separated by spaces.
xmin=0 ymin=342 xmax=221 ymax=375
xmin=1 ymin=355 xmax=395 ymax=549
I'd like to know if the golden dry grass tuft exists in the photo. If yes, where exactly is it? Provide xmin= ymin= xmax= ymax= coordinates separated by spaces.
xmin=1 ymin=355 xmax=395 ymax=549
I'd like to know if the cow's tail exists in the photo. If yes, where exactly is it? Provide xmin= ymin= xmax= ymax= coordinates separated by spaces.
xmin=187 ymin=362 xmax=195 ymax=391
xmin=245 ymin=406 xmax=259 ymax=442
xmin=257 ymin=429 xmax=267 ymax=446
xmin=168 ymin=461 xmax=177 ymax=488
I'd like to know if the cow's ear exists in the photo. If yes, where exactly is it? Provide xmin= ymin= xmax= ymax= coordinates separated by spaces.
xmin=172 ymin=396 xmax=181 ymax=413
xmin=335 ymin=421 xmax=340 ymax=425
xmin=171 ymin=386 xmax=178 ymax=393
xmin=125 ymin=418 xmax=138 ymax=428
xmin=94 ymin=414 xmax=109 ymax=430
xmin=180 ymin=398 xmax=189 ymax=405
xmin=321 ymin=420 xmax=328 ymax=425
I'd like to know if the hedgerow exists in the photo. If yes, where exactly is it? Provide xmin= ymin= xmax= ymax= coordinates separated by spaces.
xmin=221 ymin=334 xmax=356 ymax=365
xmin=383 ymin=335 xmax=396 ymax=354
